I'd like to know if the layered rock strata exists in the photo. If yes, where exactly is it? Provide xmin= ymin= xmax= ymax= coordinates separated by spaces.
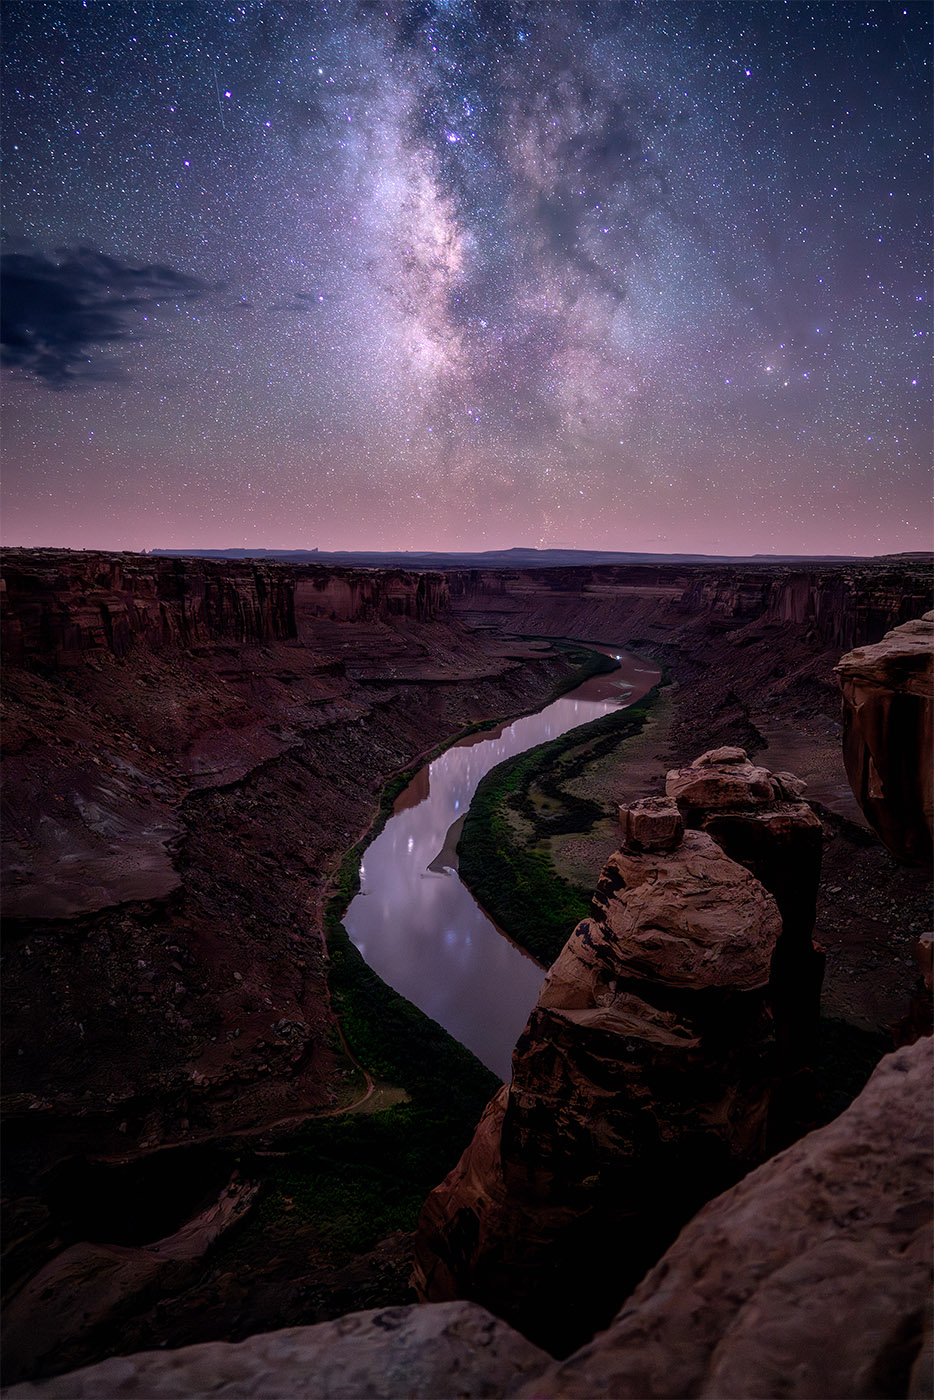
xmin=13 ymin=1040 xmax=930 ymax=1400
xmin=413 ymin=812 xmax=782 ymax=1355
xmin=665 ymin=747 xmax=824 ymax=1143
xmin=1 ymin=550 xmax=559 ymax=1150
xmin=1 ymin=550 xmax=449 ymax=667
xmin=449 ymin=559 xmax=934 ymax=654
xmin=836 ymin=611 xmax=934 ymax=867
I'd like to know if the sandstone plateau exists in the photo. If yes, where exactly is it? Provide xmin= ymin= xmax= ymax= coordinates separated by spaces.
xmin=8 ymin=1037 xmax=930 ymax=1400
xmin=449 ymin=558 xmax=932 ymax=656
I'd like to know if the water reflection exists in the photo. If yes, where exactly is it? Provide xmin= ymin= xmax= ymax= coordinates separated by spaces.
xmin=344 ymin=651 xmax=660 ymax=1081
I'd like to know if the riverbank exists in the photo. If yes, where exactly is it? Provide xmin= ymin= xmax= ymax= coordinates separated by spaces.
xmin=456 ymin=635 xmax=930 ymax=1128
xmin=457 ymin=672 xmax=663 ymax=968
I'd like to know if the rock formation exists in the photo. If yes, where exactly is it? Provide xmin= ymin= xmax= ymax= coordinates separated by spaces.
xmin=1 ymin=1175 xmax=258 ymax=1385
xmin=2 ymin=1300 xmax=551 ymax=1400
xmin=413 ymin=804 xmax=783 ymax=1355
xmin=836 ymin=611 xmax=934 ymax=867
xmin=665 ymin=747 xmax=825 ymax=1144
xmin=0 ymin=550 xmax=450 ymax=667
xmin=1 ymin=548 xmax=582 ymax=1366
xmin=449 ymin=558 xmax=934 ymax=654
xmin=518 ymin=1035 xmax=933 ymax=1399
xmin=4 ymin=549 xmax=929 ymax=1380
xmin=10 ymin=1039 xmax=930 ymax=1400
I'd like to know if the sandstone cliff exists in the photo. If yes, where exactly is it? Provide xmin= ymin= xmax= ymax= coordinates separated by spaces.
xmin=413 ymin=785 xmax=786 ymax=1355
xmin=449 ymin=559 xmax=933 ymax=809
xmin=1 ymin=549 xmax=580 ymax=1370
xmin=836 ymin=611 xmax=934 ymax=867
xmin=448 ymin=559 xmax=933 ymax=654
xmin=520 ymin=1034 xmax=933 ymax=1399
xmin=1 ymin=550 xmax=450 ymax=667
xmin=665 ymin=747 xmax=824 ymax=1144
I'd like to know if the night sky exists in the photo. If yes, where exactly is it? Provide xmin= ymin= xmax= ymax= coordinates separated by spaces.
xmin=2 ymin=1 xmax=930 ymax=556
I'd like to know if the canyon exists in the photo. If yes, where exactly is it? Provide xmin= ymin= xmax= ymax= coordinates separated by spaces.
xmin=1 ymin=547 xmax=931 ymax=1391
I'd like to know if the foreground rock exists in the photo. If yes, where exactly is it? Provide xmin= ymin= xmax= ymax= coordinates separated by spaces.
xmin=665 ymin=747 xmax=824 ymax=1143
xmin=836 ymin=611 xmax=934 ymax=867
xmin=413 ymin=818 xmax=782 ymax=1355
xmin=2 ymin=1301 xmax=550 ymax=1400
xmin=9 ymin=1040 xmax=931 ymax=1399
xmin=1 ymin=1175 xmax=258 ymax=1385
xmin=518 ymin=1035 xmax=933 ymax=1399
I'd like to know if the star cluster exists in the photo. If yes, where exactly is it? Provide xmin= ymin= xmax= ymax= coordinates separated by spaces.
xmin=1 ymin=1 xmax=930 ymax=554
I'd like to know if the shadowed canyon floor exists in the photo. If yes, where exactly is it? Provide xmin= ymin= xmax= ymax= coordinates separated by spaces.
xmin=1 ymin=550 xmax=931 ymax=1386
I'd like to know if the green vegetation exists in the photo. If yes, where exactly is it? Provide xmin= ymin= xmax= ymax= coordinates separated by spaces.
xmin=458 ymin=686 xmax=659 ymax=966
xmin=358 ymin=642 xmax=617 ymax=822
xmin=234 ymin=818 xmax=499 ymax=1258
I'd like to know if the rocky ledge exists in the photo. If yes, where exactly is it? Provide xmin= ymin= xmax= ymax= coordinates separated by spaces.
xmin=520 ymin=1033 xmax=933 ymax=1400
xmin=8 ymin=1037 xmax=930 ymax=1400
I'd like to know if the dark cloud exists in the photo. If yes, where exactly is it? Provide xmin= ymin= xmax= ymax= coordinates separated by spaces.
xmin=0 ymin=248 xmax=210 ymax=387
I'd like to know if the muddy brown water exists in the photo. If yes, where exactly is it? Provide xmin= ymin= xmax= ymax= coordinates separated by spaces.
xmin=344 ymin=650 xmax=661 ymax=1081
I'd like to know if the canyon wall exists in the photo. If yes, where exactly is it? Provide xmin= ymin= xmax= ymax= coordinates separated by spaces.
xmin=1 ymin=548 xmax=577 ymax=1374
xmin=448 ymin=560 xmax=932 ymax=652
xmin=1 ymin=550 xmax=450 ymax=667
xmin=7 ymin=550 xmax=925 ymax=682
xmin=2 ymin=548 xmax=929 ymax=1386
xmin=448 ymin=559 xmax=933 ymax=821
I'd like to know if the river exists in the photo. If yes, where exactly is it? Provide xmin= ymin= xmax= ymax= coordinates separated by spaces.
xmin=343 ymin=649 xmax=661 ymax=1081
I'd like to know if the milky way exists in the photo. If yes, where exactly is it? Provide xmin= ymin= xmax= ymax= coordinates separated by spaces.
xmin=2 ymin=1 xmax=930 ymax=554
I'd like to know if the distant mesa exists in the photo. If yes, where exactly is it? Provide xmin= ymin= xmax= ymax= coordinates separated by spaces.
xmin=145 ymin=545 xmax=917 ymax=570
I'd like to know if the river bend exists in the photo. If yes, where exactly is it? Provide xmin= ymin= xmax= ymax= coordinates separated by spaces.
xmin=344 ymin=649 xmax=660 ymax=1080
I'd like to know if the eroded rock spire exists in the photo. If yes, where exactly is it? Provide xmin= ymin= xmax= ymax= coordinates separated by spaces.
xmin=413 ymin=768 xmax=787 ymax=1355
